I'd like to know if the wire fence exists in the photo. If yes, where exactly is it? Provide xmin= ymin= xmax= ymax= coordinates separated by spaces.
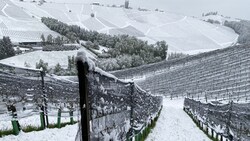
xmin=0 ymin=63 xmax=79 ymax=135
xmin=184 ymin=98 xmax=250 ymax=141
xmin=75 ymin=59 xmax=163 ymax=141
xmin=0 ymin=61 xmax=163 ymax=140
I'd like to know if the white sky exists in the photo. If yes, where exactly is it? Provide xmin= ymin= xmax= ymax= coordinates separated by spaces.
xmin=81 ymin=0 xmax=250 ymax=20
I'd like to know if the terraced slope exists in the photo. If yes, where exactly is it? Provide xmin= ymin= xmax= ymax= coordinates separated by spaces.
xmin=112 ymin=45 xmax=250 ymax=101
xmin=0 ymin=0 xmax=59 ymax=42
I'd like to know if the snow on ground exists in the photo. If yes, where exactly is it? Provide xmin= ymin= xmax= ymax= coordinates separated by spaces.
xmin=0 ymin=124 xmax=78 ymax=141
xmin=6 ymin=0 xmax=239 ymax=54
xmin=0 ymin=113 xmax=79 ymax=130
xmin=0 ymin=0 xmax=59 ymax=42
xmin=146 ymin=98 xmax=211 ymax=141
xmin=0 ymin=98 xmax=211 ymax=141
xmin=0 ymin=47 xmax=96 ymax=69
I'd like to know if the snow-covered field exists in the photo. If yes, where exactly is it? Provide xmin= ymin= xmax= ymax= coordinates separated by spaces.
xmin=146 ymin=98 xmax=211 ymax=141
xmin=0 ymin=0 xmax=238 ymax=54
xmin=0 ymin=47 xmax=96 ymax=69
xmin=0 ymin=98 xmax=211 ymax=141
xmin=0 ymin=124 xmax=78 ymax=141
xmin=0 ymin=0 xmax=59 ymax=42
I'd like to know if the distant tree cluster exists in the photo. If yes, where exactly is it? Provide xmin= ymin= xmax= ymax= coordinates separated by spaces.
xmin=41 ymin=17 xmax=168 ymax=71
xmin=42 ymin=45 xmax=79 ymax=51
xmin=97 ymin=54 xmax=147 ymax=71
xmin=206 ymin=19 xmax=220 ymax=24
xmin=0 ymin=37 xmax=15 ymax=60
xmin=84 ymin=41 xmax=100 ymax=50
xmin=35 ymin=56 xmax=76 ymax=75
xmin=202 ymin=11 xmax=218 ymax=17
xmin=167 ymin=52 xmax=188 ymax=60
xmin=224 ymin=20 xmax=250 ymax=44
xmin=41 ymin=34 xmax=69 ymax=45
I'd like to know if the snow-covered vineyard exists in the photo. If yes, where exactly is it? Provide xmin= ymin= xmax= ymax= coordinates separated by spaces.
xmin=1 ymin=43 xmax=250 ymax=141
xmin=0 ymin=0 xmax=249 ymax=140
xmin=112 ymin=44 xmax=250 ymax=102
xmin=112 ymin=44 xmax=250 ymax=140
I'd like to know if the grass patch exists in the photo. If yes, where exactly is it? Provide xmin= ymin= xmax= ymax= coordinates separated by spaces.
xmin=22 ymin=125 xmax=44 ymax=133
xmin=0 ymin=121 xmax=78 ymax=138
xmin=48 ymin=121 xmax=77 ymax=129
xmin=142 ymin=106 xmax=163 ymax=141
xmin=0 ymin=129 xmax=14 ymax=137
xmin=184 ymin=108 xmax=220 ymax=141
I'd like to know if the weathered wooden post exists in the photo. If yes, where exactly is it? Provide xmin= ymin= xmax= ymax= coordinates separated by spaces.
xmin=76 ymin=56 xmax=90 ymax=141
xmin=57 ymin=108 xmax=61 ymax=128
xmin=41 ymin=70 xmax=49 ymax=127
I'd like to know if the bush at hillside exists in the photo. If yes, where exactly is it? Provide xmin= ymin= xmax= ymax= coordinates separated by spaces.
xmin=42 ymin=45 xmax=79 ymax=51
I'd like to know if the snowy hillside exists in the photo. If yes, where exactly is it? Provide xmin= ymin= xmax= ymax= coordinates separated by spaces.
xmin=2 ymin=0 xmax=238 ymax=54
xmin=0 ymin=0 xmax=59 ymax=42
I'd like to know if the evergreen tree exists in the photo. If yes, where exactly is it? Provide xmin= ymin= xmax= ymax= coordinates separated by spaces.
xmin=0 ymin=36 xmax=15 ymax=60
xmin=41 ymin=34 xmax=45 ymax=44
xmin=46 ymin=34 xmax=53 ymax=44
xmin=54 ymin=63 xmax=62 ymax=74
xmin=36 ymin=59 xmax=48 ymax=72
xmin=54 ymin=36 xmax=62 ymax=45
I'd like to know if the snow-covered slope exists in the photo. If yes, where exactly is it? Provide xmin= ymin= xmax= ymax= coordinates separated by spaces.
xmin=146 ymin=98 xmax=211 ymax=141
xmin=0 ymin=47 xmax=96 ymax=69
xmin=5 ymin=0 xmax=238 ymax=54
xmin=0 ymin=124 xmax=78 ymax=141
xmin=0 ymin=0 xmax=59 ymax=42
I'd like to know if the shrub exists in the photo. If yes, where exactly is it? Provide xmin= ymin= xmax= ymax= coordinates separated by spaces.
xmin=42 ymin=45 xmax=79 ymax=51
xmin=36 ymin=59 xmax=48 ymax=72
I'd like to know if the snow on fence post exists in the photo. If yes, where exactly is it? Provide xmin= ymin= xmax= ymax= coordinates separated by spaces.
xmin=129 ymin=82 xmax=135 ymax=137
xmin=40 ymin=70 xmax=49 ymax=128
xmin=76 ymin=54 xmax=91 ymax=141
xmin=57 ymin=108 xmax=61 ymax=128
xmin=211 ymin=128 xmax=214 ymax=138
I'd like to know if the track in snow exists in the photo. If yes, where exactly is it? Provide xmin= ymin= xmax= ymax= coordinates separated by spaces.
xmin=146 ymin=98 xmax=211 ymax=141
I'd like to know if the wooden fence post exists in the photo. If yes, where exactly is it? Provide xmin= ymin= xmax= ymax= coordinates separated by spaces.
xmin=76 ymin=59 xmax=90 ymax=141
xmin=57 ymin=108 xmax=61 ymax=128
xmin=41 ymin=70 xmax=49 ymax=128
xmin=40 ymin=108 xmax=45 ymax=130
xmin=69 ymin=110 xmax=74 ymax=124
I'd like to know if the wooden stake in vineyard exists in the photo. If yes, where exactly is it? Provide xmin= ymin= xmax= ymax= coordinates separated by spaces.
xmin=76 ymin=57 xmax=90 ymax=141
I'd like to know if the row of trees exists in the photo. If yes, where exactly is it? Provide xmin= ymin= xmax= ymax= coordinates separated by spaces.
xmin=40 ymin=34 xmax=70 ymax=45
xmin=224 ymin=20 xmax=250 ymax=44
xmin=41 ymin=17 xmax=168 ymax=71
xmin=0 ymin=37 xmax=15 ymax=60
xmin=35 ymin=56 xmax=76 ymax=75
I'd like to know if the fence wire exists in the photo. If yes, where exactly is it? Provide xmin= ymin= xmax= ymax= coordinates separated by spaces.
xmin=86 ymin=70 xmax=163 ymax=140
xmin=184 ymin=98 xmax=250 ymax=141
xmin=0 ymin=63 xmax=162 ymax=141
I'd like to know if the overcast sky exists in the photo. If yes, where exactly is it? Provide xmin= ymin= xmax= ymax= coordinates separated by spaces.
xmin=83 ymin=0 xmax=250 ymax=20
